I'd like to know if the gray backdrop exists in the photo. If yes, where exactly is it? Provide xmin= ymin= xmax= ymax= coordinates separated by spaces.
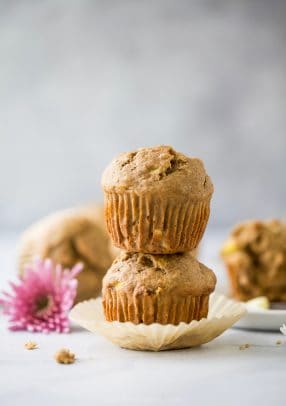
xmin=1 ymin=0 xmax=286 ymax=231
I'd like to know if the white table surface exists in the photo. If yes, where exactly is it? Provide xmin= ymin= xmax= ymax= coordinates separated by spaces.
xmin=0 ymin=232 xmax=285 ymax=406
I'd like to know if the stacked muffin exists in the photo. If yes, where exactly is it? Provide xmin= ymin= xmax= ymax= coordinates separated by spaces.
xmin=101 ymin=146 xmax=216 ymax=325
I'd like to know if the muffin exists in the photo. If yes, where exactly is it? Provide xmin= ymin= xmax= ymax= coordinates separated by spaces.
xmin=102 ymin=145 xmax=213 ymax=253
xmin=102 ymin=251 xmax=216 ymax=325
xmin=221 ymin=219 xmax=286 ymax=302
xmin=18 ymin=205 xmax=117 ymax=303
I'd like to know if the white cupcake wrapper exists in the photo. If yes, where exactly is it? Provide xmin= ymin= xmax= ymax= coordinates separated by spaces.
xmin=69 ymin=293 xmax=246 ymax=351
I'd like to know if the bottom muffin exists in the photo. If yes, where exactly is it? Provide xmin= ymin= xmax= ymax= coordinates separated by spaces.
xmin=102 ymin=252 xmax=216 ymax=325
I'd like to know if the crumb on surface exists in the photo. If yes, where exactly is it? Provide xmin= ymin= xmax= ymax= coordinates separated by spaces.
xmin=276 ymin=340 xmax=282 ymax=345
xmin=54 ymin=348 xmax=75 ymax=364
xmin=24 ymin=341 xmax=38 ymax=350
xmin=239 ymin=344 xmax=250 ymax=350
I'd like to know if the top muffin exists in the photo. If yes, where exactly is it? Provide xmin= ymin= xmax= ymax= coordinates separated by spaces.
xmin=102 ymin=145 xmax=213 ymax=198
xmin=102 ymin=145 xmax=214 ymax=253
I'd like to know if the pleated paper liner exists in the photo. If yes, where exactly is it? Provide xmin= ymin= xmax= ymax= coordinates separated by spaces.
xmin=103 ymin=289 xmax=210 ymax=324
xmin=70 ymin=293 xmax=246 ymax=351
xmin=104 ymin=191 xmax=210 ymax=253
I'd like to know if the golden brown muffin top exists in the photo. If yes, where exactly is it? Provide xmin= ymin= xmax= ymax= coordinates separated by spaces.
xmin=222 ymin=219 xmax=286 ymax=259
xmin=102 ymin=145 xmax=213 ymax=199
xmin=102 ymin=251 xmax=216 ymax=297
xmin=221 ymin=219 xmax=286 ymax=301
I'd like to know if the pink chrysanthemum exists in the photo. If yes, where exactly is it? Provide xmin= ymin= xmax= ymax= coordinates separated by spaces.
xmin=0 ymin=258 xmax=83 ymax=333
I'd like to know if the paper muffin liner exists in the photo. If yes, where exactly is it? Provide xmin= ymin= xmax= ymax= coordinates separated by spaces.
xmin=225 ymin=263 xmax=242 ymax=300
xmin=224 ymin=262 xmax=259 ymax=302
xmin=70 ymin=293 xmax=246 ymax=351
xmin=103 ymin=291 xmax=209 ymax=324
xmin=104 ymin=191 xmax=211 ymax=253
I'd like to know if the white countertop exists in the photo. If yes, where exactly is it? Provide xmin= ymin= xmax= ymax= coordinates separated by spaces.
xmin=0 ymin=232 xmax=285 ymax=406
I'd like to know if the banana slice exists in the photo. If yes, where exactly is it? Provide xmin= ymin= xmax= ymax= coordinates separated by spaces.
xmin=246 ymin=296 xmax=270 ymax=310
xmin=221 ymin=239 xmax=238 ymax=256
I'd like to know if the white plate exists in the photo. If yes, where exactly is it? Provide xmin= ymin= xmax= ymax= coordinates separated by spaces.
xmin=234 ymin=307 xmax=286 ymax=331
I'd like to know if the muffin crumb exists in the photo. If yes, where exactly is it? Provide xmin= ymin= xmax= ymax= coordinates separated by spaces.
xmin=276 ymin=340 xmax=282 ymax=345
xmin=239 ymin=343 xmax=250 ymax=350
xmin=24 ymin=341 xmax=38 ymax=350
xmin=54 ymin=348 xmax=75 ymax=364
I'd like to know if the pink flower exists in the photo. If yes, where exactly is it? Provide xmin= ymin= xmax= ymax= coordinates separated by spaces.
xmin=0 ymin=258 xmax=83 ymax=333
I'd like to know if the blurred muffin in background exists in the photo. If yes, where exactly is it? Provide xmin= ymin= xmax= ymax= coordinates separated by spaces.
xmin=221 ymin=219 xmax=286 ymax=302
xmin=18 ymin=205 xmax=119 ymax=303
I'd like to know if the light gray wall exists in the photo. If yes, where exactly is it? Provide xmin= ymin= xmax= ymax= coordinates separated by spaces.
xmin=1 ymin=0 xmax=286 ymax=231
